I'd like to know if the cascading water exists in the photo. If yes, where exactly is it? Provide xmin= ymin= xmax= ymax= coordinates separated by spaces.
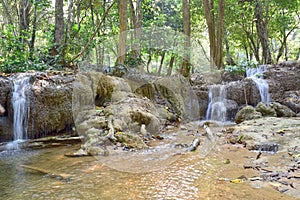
xmin=7 ymin=76 xmax=30 ymax=149
xmin=246 ymin=65 xmax=270 ymax=106
xmin=205 ymin=85 xmax=227 ymax=122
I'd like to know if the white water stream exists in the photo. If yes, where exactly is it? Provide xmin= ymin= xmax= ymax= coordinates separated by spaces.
xmin=7 ymin=76 xmax=30 ymax=149
xmin=205 ymin=85 xmax=227 ymax=122
xmin=246 ymin=65 xmax=270 ymax=106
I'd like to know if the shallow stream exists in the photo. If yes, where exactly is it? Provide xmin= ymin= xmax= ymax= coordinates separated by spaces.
xmin=0 ymin=125 xmax=298 ymax=200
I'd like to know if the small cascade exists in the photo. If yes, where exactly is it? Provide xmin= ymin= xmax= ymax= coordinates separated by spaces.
xmin=246 ymin=65 xmax=270 ymax=106
xmin=206 ymin=85 xmax=227 ymax=122
xmin=7 ymin=76 xmax=30 ymax=149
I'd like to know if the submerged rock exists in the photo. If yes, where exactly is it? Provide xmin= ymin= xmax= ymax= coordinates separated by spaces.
xmin=235 ymin=105 xmax=262 ymax=124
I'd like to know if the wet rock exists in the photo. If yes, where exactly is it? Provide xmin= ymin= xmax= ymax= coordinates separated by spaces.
xmin=234 ymin=117 xmax=300 ymax=153
xmin=255 ymin=102 xmax=277 ymax=117
xmin=0 ymin=117 xmax=13 ymax=142
xmin=28 ymin=73 xmax=74 ymax=138
xmin=0 ymin=77 xmax=12 ymax=116
xmin=226 ymin=79 xmax=261 ymax=106
xmin=235 ymin=105 xmax=262 ymax=124
xmin=281 ymin=91 xmax=300 ymax=114
xmin=271 ymin=102 xmax=296 ymax=117
xmin=115 ymin=132 xmax=147 ymax=149
xmin=249 ymin=143 xmax=279 ymax=153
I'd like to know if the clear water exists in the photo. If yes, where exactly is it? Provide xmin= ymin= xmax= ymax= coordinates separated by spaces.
xmin=206 ymin=85 xmax=227 ymax=122
xmin=246 ymin=65 xmax=270 ymax=106
xmin=9 ymin=76 xmax=30 ymax=149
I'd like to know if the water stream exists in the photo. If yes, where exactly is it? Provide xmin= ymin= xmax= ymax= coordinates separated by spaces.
xmin=205 ymin=85 xmax=227 ymax=122
xmin=246 ymin=65 xmax=270 ymax=105
xmin=7 ymin=76 xmax=30 ymax=149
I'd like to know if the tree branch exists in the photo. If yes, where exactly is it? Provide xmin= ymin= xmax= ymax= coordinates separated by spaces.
xmin=69 ymin=0 xmax=116 ymax=64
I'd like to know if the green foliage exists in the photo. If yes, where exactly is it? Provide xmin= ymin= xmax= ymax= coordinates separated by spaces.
xmin=0 ymin=25 xmax=48 ymax=73
xmin=225 ymin=60 xmax=257 ymax=75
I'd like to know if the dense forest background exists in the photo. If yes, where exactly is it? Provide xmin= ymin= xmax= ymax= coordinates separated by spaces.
xmin=0 ymin=0 xmax=299 ymax=77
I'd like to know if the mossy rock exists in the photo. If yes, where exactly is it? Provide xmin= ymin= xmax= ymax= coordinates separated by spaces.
xmin=255 ymin=102 xmax=277 ymax=117
xmin=271 ymin=102 xmax=296 ymax=117
xmin=95 ymin=76 xmax=114 ymax=106
xmin=134 ymin=83 xmax=155 ymax=100
xmin=235 ymin=105 xmax=262 ymax=124
xmin=115 ymin=132 xmax=147 ymax=149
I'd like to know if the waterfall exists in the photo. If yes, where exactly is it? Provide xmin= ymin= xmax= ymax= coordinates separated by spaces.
xmin=205 ymin=85 xmax=227 ymax=122
xmin=7 ymin=76 xmax=30 ymax=149
xmin=246 ymin=65 xmax=270 ymax=106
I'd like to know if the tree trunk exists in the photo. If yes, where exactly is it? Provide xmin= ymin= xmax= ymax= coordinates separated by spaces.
xmin=62 ymin=0 xmax=73 ymax=65
xmin=157 ymin=50 xmax=166 ymax=75
xmin=128 ymin=0 xmax=142 ymax=67
xmin=116 ymin=0 xmax=127 ymax=65
xmin=254 ymin=0 xmax=271 ymax=64
xmin=54 ymin=0 xmax=64 ymax=55
xmin=167 ymin=54 xmax=175 ymax=76
xmin=203 ymin=0 xmax=216 ymax=69
xmin=29 ymin=2 xmax=37 ymax=59
xmin=181 ymin=0 xmax=191 ymax=77
xmin=225 ymin=34 xmax=235 ymax=65
xmin=146 ymin=53 xmax=152 ymax=73
xmin=18 ymin=0 xmax=31 ymax=45
xmin=203 ymin=0 xmax=225 ymax=69
xmin=215 ymin=0 xmax=225 ymax=69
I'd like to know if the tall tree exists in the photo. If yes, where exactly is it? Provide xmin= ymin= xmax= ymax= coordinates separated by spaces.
xmin=129 ymin=0 xmax=142 ymax=66
xmin=203 ymin=0 xmax=226 ymax=69
xmin=18 ymin=0 xmax=31 ymax=45
xmin=116 ymin=0 xmax=127 ymax=65
xmin=181 ymin=0 xmax=191 ymax=77
xmin=254 ymin=0 xmax=272 ymax=64
xmin=54 ymin=0 xmax=64 ymax=56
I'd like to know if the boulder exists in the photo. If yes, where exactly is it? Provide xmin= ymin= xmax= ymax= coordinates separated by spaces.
xmin=266 ymin=61 xmax=300 ymax=109
xmin=226 ymin=79 xmax=261 ymax=106
xmin=28 ymin=73 xmax=74 ymax=138
xmin=235 ymin=105 xmax=262 ymax=124
xmin=255 ymin=102 xmax=277 ymax=117
xmin=0 ymin=73 xmax=75 ymax=141
xmin=281 ymin=91 xmax=300 ymax=114
xmin=115 ymin=132 xmax=147 ymax=149
xmin=271 ymin=102 xmax=296 ymax=117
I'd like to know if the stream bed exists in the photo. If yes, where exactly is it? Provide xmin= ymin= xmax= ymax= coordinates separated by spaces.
xmin=0 ymin=121 xmax=299 ymax=200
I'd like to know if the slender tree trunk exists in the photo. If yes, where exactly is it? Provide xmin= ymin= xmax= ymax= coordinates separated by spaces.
xmin=181 ymin=0 xmax=191 ymax=77
xmin=128 ymin=0 xmax=142 ymax=67
xmin=62 ymin=0 xmax=73 ymax=65
xmin=203 ymin=0 xmax=216 ymax=69
xmin=29 ymin=1 xmax=37 ymax=59
xmin=157 ymin=50 xmax=166 ymax=75
xmin=167 ymin=55 xmax=175 ymax=76
xmin=215 ymin=0 xmax=225 ymax=69
xmin=54 ymin=0 xmax=64 ymax=56
xmin=18 ymin=0 xmax=31 ymax=45
xmin=225 ymin=34 xmax=235 ymax=65
xmin=296 ymin=48 xmax=300 ymax=60
xmin=203 ymin=0 xmax=225 ymax=69
xmin=116 ymin=0 xmax=127 ymax=65
xmin=254 ymin=0 xmax=271 ymax=64
xmin=146 ymin=53 xmax=152 ymax=73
